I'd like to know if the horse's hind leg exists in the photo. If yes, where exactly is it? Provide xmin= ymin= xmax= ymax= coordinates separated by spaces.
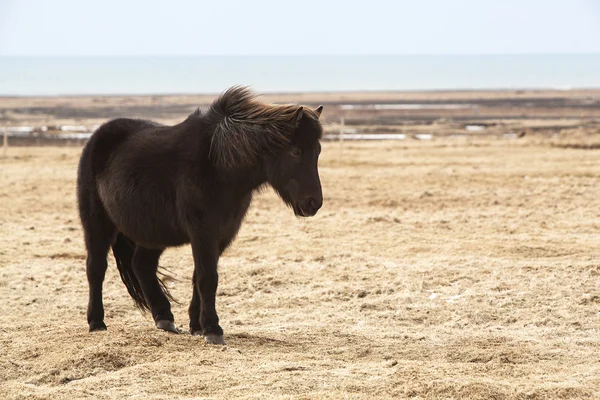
xmin=131 ymin=246 xmax=177 ymax=333
xmin=81 ymin=203 xmax=116 ymax=332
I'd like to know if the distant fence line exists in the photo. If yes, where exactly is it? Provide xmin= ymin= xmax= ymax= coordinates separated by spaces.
xmin=0 ymin=117 xmax=500 ymax=149
xmin=2 ymin=135 xmax=90 ymax=147
xmin=0 ymin=132 xmax=429 ymax=148
xmin=0 ymin=123 xmax=423 ymax=148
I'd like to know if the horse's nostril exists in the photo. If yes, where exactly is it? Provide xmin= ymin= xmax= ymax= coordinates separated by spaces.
xmin=307 ymin=197 xmax=320 ymax=210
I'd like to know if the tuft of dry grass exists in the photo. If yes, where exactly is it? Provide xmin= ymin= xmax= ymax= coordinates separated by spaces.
xmin=1 ymin=138 xmax=599 ymax=399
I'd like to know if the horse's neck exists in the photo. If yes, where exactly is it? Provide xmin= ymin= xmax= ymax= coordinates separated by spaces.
xmin=227 ymin=165 xmax=268 ymax=198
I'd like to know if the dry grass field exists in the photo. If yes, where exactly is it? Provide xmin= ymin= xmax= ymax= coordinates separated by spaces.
xmin=1 ymin=138 xmax=599 ymax=399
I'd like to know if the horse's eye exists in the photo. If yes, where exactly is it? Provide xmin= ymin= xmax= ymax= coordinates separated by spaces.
xmin=291 ymin=148 xmax=302 ymax=157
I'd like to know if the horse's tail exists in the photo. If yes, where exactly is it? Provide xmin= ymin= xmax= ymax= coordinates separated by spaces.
xmin=111 ymin=233 xmax=178 ymax=312
xmin=111 ymin=233 xmax=149 ymax=312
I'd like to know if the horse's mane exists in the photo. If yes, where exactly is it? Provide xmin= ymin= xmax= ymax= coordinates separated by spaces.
xmin=202 ymin=86 xmax=317 ymax=170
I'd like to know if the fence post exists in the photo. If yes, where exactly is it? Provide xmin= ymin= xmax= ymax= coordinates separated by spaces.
xmin=339 ymin=117 xmax=344 ymax=161
xmin=2 ymin=127 xmax=7 ymax=158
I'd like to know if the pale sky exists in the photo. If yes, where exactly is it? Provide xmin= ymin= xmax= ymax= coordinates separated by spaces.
xmin=1 ymin=0 xmax=599 ymax=56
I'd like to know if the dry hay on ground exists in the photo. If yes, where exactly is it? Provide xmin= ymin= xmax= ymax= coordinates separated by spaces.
xmin=0 ymin=139 xmax=599 ymax=399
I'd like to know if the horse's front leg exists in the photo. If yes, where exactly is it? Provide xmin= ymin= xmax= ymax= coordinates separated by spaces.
xmin=189 ymin=240 xmax=224 ymax=345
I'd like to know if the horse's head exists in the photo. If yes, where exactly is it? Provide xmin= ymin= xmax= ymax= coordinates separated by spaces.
xmin=267 ymin=105 xmax=324 ymax=217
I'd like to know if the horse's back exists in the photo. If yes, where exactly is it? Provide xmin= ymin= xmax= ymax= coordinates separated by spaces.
xmin=80 ymin=118 xmax=162 ymax=178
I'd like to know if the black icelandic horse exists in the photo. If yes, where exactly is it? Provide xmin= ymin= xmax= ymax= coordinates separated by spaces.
xmin=77 ymin=86 xmax=324 ymax=344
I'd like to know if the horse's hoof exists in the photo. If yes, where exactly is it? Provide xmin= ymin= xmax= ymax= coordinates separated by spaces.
xmin=156 ymin=320 xmax=179 ymax=333
xmin=190 ymin=328 xmax=202 ymax=336
xmin=89 ymin=321 xmax=107 ymax=332
xmin=204 ymin=333 xmax=226 ymax=345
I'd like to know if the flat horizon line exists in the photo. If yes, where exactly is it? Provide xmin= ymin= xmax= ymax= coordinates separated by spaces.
xmin=2 ymin=52 xmax=600 ymax=58
xmin=3 ymin=86 xmax=600 ymax=99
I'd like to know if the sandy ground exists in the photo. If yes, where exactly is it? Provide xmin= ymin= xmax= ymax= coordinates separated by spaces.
xmin=1 ymin=138 xmax=599 ymax=399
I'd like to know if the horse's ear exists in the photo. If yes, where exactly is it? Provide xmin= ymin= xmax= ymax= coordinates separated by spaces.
xmin=315 ymin=105 xmax=323 ymax=118
xmin=293 ymin=106 xmax=304 ymax=126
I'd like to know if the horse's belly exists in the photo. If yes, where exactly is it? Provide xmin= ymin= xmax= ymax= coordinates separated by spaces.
xmin=97 ymin=177 xmax=189 ymax=248
xmin=118 ymin=217 xmax=189 ymax=249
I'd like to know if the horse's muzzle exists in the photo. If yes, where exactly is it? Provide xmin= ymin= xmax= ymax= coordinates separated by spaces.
xmin=295 ymin=196 xmax=322 ymax=217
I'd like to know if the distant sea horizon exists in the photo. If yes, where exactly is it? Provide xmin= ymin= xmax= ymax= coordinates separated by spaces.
xmin=1 ymin=54 xmax=599 ymax=96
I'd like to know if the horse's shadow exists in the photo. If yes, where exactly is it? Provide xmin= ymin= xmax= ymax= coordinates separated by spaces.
xmin=227 ymin=332 xmax=296 ymax=349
